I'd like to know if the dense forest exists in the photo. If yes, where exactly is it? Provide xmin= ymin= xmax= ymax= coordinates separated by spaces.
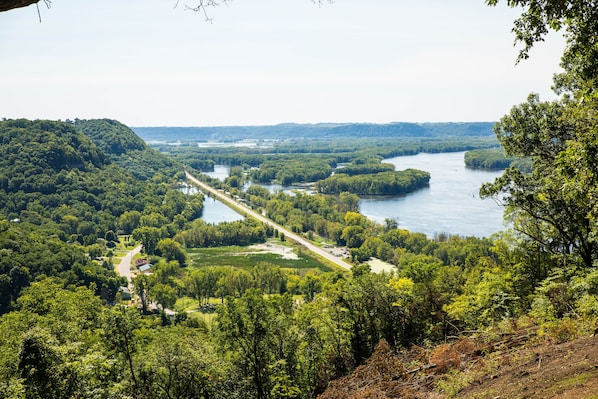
xmin=73 ymin=119 xmax=180 ymax=181
xmin=315 ymin=169 xmax=430 ymax=196
xmin=2 ymin=0 xmax=598 ymax=397
xmin=0 ymin=119 xmax=202 ymax=304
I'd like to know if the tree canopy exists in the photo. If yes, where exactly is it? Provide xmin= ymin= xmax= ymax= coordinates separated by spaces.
xmin=481 ymin=0 xmax=598 ymax=272
xmin=486 ymin=0 xmax=598 ymax=94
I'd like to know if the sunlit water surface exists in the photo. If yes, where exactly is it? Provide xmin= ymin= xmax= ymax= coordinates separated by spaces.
xmin=190 ymin=152 xmax=506 ymax=237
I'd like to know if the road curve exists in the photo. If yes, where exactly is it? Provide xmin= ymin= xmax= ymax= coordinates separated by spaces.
xmin=185 ymin=171 xmax=353 ymax=271
xmin=115 ymin=244 xmax=142 ymax=284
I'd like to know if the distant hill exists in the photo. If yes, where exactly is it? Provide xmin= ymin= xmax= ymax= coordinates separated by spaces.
xmin=132 ymin=122 xmax=496 ymax=142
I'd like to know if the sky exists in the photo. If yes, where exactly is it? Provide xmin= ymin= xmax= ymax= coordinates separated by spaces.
xmin=0 ymin=0 xmax=566 ymax=127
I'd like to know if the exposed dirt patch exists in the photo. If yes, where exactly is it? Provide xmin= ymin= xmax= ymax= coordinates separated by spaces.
xmin=368 ymin=258 xmax=396 ymax=274
xmin=459 ymin=335 xmax=598 ymax=399
xmin=317 ymin=331 xmax=598 ymax=399
xmin=246 ymin=243 xmax=299 ymax=260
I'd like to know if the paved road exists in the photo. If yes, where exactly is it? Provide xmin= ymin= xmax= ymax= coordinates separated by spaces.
xmin=114 ymin=244 xmax=175 ymax=316
xmin=115 ymin=244 xmax=142 ymax=284
xmin=185 ymin=171 xmax=353 ymax=271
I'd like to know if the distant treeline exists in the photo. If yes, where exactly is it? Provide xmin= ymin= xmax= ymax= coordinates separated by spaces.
xmin=157 ymin=137 xmax=499 ymax=175
xmin=464 ymin=149 xmax=532 ymax=172
xmin=316 ymin=169 xmax=430 ymax=196
xmin=134 ymin=122 xmax=495 ymax=142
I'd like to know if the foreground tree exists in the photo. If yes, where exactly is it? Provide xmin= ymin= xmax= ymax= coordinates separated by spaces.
xmin=486 ymin=0 xmax=598 ymax=91
xmin=480 ymin=94 xmax=597 ymax=270
xmin=482 ymin=0 xmax=598 ymax=273
xmin=102 ymin=306 xmax=141 ymax=393
xmin=215 ymin=289 xmax=303 ymax=399
xmin=216 ymin=289 xmax=274 ymax=399
xmin=136 ymin=327 xmax=230 ymax=399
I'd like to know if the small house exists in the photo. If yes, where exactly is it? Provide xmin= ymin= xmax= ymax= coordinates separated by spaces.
xmin=138 ymin=263 xmax=153 ymax=274
xmin=119 ymin=286 xmax=132 ymax=300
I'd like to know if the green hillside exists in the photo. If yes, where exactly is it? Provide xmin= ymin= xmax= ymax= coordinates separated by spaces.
xmin=74 ymin=118 xmax=179 ymax=180
xmin=0 ymin=119 xmax=204 ymax=306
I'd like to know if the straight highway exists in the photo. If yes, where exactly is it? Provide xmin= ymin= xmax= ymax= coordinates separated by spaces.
xmin=185 ymin=171 xmax=353 ymax=271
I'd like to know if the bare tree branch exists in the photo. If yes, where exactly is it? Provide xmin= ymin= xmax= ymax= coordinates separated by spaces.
xmin=0 ymin=0 xmax=50 ymax=13
xmin=179 ymin=0 xmax=332 ymax=22
xmin=177 ymin=0 xmax=228 ymax=23
xmin=1 ymin=0 xmax=330 ymax=15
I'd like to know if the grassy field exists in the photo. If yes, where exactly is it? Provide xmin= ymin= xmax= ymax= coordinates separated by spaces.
xmin=186 ymin=242 xmax=333 ymax=273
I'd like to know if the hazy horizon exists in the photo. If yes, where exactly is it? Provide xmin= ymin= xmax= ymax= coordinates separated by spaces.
xmin=1 ymin=1 xmax=565 ymax=127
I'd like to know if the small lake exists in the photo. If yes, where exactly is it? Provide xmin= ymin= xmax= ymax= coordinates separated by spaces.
xmin=198 ymin=152 xmax=507 ymax=237
xmin=203 ymin=165 xmax=230 ymax=181
xmin=359 ymin=152 xmax=505 ymax=238
xmin=205 ymin=166 xmax=312 ymax=196
xmin=179 ymin=184 xmax=244 ymax=224
xmin=243 ymin=182 xmax=314 ymax=196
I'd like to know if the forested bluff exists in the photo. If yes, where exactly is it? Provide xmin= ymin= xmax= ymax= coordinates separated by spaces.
xmin=0 ymin=106 xmax=597 ymax=398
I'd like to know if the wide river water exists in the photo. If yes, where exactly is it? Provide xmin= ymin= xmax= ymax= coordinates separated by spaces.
xmin=360 ymin=152 xmax=506 ymax=238
xmin=197 ymin=151 xmax=507 ymax=238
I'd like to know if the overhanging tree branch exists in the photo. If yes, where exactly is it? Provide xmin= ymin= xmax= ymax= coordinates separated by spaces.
xmin=1 ymin=0 xmax=331 ymax=16
xmin=182 ymin=0 xmax=332 ymax=22
xmin=0 ymin=0 xmax=41 ymax=12
xmin=181 ymin=0 xmax=226 ymax=23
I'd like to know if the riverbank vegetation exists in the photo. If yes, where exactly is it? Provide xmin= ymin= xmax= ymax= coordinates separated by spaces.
xmin=316 ymin=169 xmax=430 ymax=196
xmin=159 ymin=138 xmax=490 ymax=198
xmin=464 ymin=148 xmax=532 ymax=171
xmin=250 ymin=157 xmax=334 ymax=185
xmin=156 ymin=135 xmax=497 ymax=176
xmin=150 ymin=133 xmax=499 ymax=198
